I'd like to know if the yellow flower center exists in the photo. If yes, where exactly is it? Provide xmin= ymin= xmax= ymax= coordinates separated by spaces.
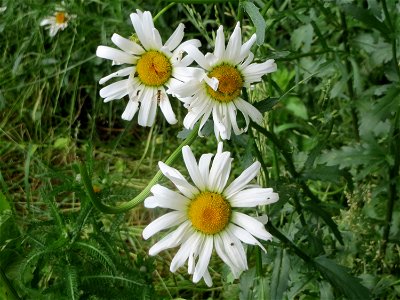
xmin=188 ymin=192 xmax=231 ymax=235
xmin=136 ymin=50 xmax=172 ymax=86
xmin=206 ymin=64 xmax=243 ymax=103
xmin=55 ymin=12 xmax=65 ymax=24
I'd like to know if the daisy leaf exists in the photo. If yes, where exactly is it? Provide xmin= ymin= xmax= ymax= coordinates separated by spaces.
xmin=242 ymin=1 xmax=266 ymax=45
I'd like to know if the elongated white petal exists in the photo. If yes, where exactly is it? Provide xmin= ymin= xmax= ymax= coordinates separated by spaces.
xmin=214 ymin=234 xmax=240 ymax=278
xmin=158 ymin=161 xmax=198 ymax=198
xmin=146 ymin=184 xmax=189 ymax=210
xmin=111 ymin=33 xmax=144 ymax=55
xmin=188 ymin=234 xmax=204 ymax=274
xmin=185 ymin=44 xmax=210 ymax=70
xmin=203 ymin=269 xmax=213 ymax=287
xmin=170 ymin=230 xmax=197 ymax=272
xmin=224 ymin=161 xmax=260 ymax=198
xmin=193 ymin=237 xmax=213 ymax=283
xmin=138 ymin=88 xmax=157 ymax=127
xmin=229 ymin=223 xmax=267 ymax=252
xmin=234 ymin=98 xmax=263 ymax=125
xmin=142 ymin=211 xmax=186 ymax=240
xmin=220 ymin=230 xmax=247 ymax=271
xmin=242 ymin=59 xmax=277 ymax=83
xmin=230 ymin=188 xmax=279 ymax=207
xmin=214 ymin=25 xmax=225 ymax=59
xmin=99 ymin=67 xmax=133 ymax=85
xmin=165 ymin=23 xmax=185 ymax=51
xmin=198 ymin=153 xmax=213 ymax=185
xmin=96 ymin=46 xmax=135 ymax=64
xmin=232 ymin=212 xmax=273 ymax=241
xmin=121 ymin=99 xmax=139 ymax=120
xmin=182 ymin=146 xmax=205 ymax=190
xmin=208 ymin=150 xmax=232 ymax=192
xmin=158 ymin=92 xmax=178 ymax=124
xmin=148 ymin=221 xmax=191 ymax=256
xmin=100 ymin=79 xmax=129 ymax=102
xmin=239 ymin=34 xmax=256 ymax=62
xmin=225 ymin=22 xmax=242 ymax=63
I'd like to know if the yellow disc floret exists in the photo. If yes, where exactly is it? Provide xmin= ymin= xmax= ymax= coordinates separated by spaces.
xmin=136 ymin=50 xmax=172 ymax=86
xmin=206 ymin=64 xmax=243 ymax=103
xmin=55 ymin=12 xmax=65 ymax=24
xmin=188 ymin=191 xmax=231 ymax=235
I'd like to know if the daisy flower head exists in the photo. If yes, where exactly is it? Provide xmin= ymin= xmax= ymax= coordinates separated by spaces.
xmin=96 ymin=10 xmax=202 ymax=127
xmin=143 ymin=143 xmax=279 ymax=286
xmin=172 ymin=22 xmax=277 ymax=140
xmin=40 ymin=9 xmax=76 ymax=37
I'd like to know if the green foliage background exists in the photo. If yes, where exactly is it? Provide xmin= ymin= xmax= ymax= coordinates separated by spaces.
xmin=0 ymin=0 xmax=399 ymax=299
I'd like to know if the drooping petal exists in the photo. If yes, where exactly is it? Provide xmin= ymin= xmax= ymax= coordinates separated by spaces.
xmin=232 ymin=212 xmax=273 ymax=241
xmin=99 ymin=67 xmax=134 ymax=85
xmin=165 ymin=23 xmax=185 ymax=51
xmin=229 ymin=223 xmax=267 ymax=252
xmin=121 ymin=99 xmax=139 ymax=121
xmin=158 ymin=91 xmax=178 ymax=125
xmin=99 ymin=79 xmax=129 ymax=102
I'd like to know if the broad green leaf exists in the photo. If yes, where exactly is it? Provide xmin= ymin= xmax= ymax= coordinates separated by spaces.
xmin=291 ymin=24 xmax=314 ymax=52
xmin=285 ymin=97 xmax=308 ymax=119
xmin=254 ymin=97 xmax=279 ymax=113
xmin=242 ymin=1 xmax=266 ymax=45
xmin=314 ymin=256 xmax=370 ymax=300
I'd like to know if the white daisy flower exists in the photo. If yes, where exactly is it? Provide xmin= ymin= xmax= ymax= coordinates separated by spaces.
xmin=40 ymin=10 xmax=75 ymax=37
xmin=172 ymin=22 xmax=277 ymax=140
xmin=96 ymin=10 xmax=202 ymax=126
xmin=143 ymin=142 xmax=279 ymax=286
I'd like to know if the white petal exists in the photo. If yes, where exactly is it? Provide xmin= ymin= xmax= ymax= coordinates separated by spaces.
xmin=185 ymin=44 xmax=211 ymax=70
xmin=158 ymin=92 xmax=178 ymax=124
xmin=230 ymin=188 xmax=279 ymax=207
xmin=147 ymin=184 xmax=189 ymax=210
xmin=170 ymin=230 xmax=196 ymax=272
xmin=148 ymin=221 xmax=191 ymax=256
xmin=158 ymin=161 xmax=199 ymax=198
xmin=111 ymin=33 xmax=144 ymax=55
xmin=225 ymin=22 xmax=242 ymax=63
xmin=198 ymin=153 xmax=213 ymax=186
xmin=142 ymin=211 xmax=187 ymax=240
xmin=99 ymin=79 xmax=129 ymax=102
xmin=234 ymin=98 xmax=263 ymax=126
xmin=220 ymin=230 xmax=248 ymax=271
xmin=99 ymin=67 xmax=134 ymax=85
xmin=232 ymin=212 xmax=273 ymax=241
xmin=214 ymin=25 xmax=225 ymax=59
xmin=207 ymin=150 xmax=232 ymax=193
xmin=203 ymin=269 xmax=213 ymax=287
xmin=121 ymin=99 xmax=139 ymax=120
xmin=96 ymin=46 xmax=135 ymax=64
xmin=138 ymin=88 xmax=157 ymax=127
xmin=239 ymin=34 xmax=256 ymax=62
xmin=165 ymin=23 xmax=185 ymax=51
xmin=224 ymin=161 xmax=260 ymax=198
xmin=214 ymin=234 xmax=240 ymax=278
xmin=188 ymin=233 xmax=204 ymax=274
xmin=182 ymin=146 xmax=205 ymax=190
xmin=193 ymin=237 xmax=213 ymax=283
xmin=130 ymin=12 xmax=151 ymax=50
xmin=242 ymin=59 xmax=277 ymax=83
xmin=229 ymin=223 xmax=267 ymax=253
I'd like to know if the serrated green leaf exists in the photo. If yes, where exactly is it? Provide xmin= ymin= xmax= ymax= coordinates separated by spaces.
xmin=341 ymin=4 xmax=389 ymax=37
xmin=253 ymin=97 xmax=279 ymax=113
xmin=314 ymin=256 xmax=370 ymax=300
xmin=242 ymin=2 xmax=265 ymax=45
xmin=291 ymin=23 xmax=314 ymax=52
xmin=302 ymin=165 xmax=342 ymax=183
xmin=271 ymin=249 xmax=290 ymax=300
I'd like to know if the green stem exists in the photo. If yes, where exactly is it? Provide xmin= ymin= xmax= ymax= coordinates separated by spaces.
xmin=153 ymin=2 xmax=176 ymax=22
xmin=382 ymin=0 xmax=400 ymax=81
xmin=79 ymin=124 xmax=200 ymax=214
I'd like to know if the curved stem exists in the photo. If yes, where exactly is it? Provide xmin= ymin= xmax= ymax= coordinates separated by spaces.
xmin=153 ymin=2 xmax=176 ymax=22
xmin=80 ymin=124 xmax=200 ymax=214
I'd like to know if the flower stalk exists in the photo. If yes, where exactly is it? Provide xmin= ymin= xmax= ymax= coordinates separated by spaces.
xmin=79 ymin=123 xmax=200 ymax=214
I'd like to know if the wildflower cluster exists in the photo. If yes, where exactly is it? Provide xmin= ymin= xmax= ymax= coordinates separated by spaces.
xmin=94 ymin=10 xmax=279 ymax=286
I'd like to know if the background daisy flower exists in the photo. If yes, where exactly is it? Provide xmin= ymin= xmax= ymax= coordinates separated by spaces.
xmin=142 ymin=143 xmax=279 ymax=286
xmin=96 ymin=10 xmax=202 ymax=126
xmin=40 ymin=10 xmax=75 ymax=37
xmin=172 ymin=22 xmax=277 ymax=140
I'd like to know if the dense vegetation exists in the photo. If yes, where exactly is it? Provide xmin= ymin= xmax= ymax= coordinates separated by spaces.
xmin=0 ymin=0 xmax=399 ymax=299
